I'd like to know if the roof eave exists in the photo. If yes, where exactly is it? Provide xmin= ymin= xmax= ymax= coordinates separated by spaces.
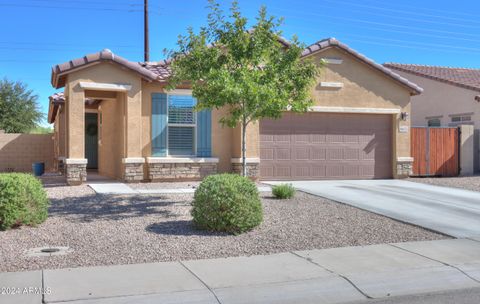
xmin=384 ymin=64 xmax=480 ymax=93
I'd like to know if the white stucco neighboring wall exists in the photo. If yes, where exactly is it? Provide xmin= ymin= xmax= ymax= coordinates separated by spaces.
xmin=393 ymin=70 xmax=480 ymax=173
xmin=392 ymin=70 xmax=480 ymax=128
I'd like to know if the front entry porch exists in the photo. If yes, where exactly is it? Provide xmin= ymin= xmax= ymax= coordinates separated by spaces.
xmin=63 ymin=83 xmax=145 ymax=185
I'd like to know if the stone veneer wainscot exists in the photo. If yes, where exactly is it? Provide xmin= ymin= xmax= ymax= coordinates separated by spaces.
xmin=65 ymin=158 xmax=87 ymax=186
xmin=231 ymin=158 xmax=260 ymax=180
xmin=146 ymin=157 xmax=218 ymax=182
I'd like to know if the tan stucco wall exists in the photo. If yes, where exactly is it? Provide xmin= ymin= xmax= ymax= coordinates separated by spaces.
xmin=65 ymin=62 xmax=143 ymax=163
xmin=98 ymin=97 xmax=124 ymax=179
xmin=58 ymin=106 xmax=66 ymax=158
xmin=0 ymin=133 xmax=54 ymax=172
xmin=212 ymin=107 xmax=234 ymax=172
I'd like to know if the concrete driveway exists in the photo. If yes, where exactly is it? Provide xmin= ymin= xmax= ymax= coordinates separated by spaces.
xmin=265 ymin=180 xmax=480 ymax=238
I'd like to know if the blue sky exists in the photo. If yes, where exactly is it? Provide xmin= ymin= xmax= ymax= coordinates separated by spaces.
xmin=1 ymin=0 xmax=479 ymax=126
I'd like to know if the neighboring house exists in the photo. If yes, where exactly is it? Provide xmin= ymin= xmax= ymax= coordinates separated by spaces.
xmin=384 ymin=63 xmax=480 ymax=171
xmin=48 ymin=38 xmax=422 ymax=185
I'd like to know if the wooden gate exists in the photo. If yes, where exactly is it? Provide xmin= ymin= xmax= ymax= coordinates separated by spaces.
xmin=411 ymin=127 xmax=459 ymax=176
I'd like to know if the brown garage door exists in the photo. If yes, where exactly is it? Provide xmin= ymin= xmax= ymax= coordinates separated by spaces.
xmin=259 ymin=112 xmax=392 ymax=180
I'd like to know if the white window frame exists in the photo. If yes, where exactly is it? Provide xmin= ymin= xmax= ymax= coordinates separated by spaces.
xmin=449 ymin=113 xmax=473 ymax=126
xmin=166 ymin=91 xmax=197 ymax=157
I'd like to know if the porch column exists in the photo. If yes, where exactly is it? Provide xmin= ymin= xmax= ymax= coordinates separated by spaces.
xmin=65 ymin=84 xmax=87 ymax=185
xmin=122 ymin=89 xmax=145 ymax=182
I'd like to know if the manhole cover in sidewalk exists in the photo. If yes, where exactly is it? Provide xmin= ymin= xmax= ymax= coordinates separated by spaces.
xmin=25 ymin=246 xmax=72 ymax=257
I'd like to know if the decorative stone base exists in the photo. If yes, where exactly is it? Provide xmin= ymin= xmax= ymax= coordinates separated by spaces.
xmin=231 ymin=158 xmax=260 ymax=180
xmin=146 ymin=158 xmax=218 ymax=181
xmin=396 ymin=157 xmax=413 ymax=178
xmin=56 ymin=157 xmax=66 ymax=175
xmin=122 ymin=158 xmax=145 ymax=183
xmin=65 ymin=159 xmax=87 ymax=185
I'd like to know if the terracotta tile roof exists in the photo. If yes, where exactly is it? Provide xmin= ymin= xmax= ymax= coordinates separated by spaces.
xmin=47 ymin=93 xmax=64 ymax=123
xmin=51 ymin=49 xmax=159 ymax=88
xmin=383 ymin=63 xmax=480 ymax=93
xmin=50 ymin=37 xmax=424 ymax=109
xmin=47 ymin=92 xmax=100 ymax=123
xmin=140 ymin=61 xmax=172 ymax=82
xmin=303 ymin=38 xmax=423 ymax=95
xmin=49 ymin=92 xmax=65 ymax=104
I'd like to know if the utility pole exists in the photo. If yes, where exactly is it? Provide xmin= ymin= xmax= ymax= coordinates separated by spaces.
xmin=144 ymin=0 xmax=150 ymax=62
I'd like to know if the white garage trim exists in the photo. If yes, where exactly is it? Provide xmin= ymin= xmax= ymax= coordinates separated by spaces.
xmin=309 ymin=106 xmax=400 ymax=114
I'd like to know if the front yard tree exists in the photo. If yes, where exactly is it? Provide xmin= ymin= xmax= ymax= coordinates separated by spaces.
xmin=0 ymin=78 xmax=42 ymax=133
xmin=168 ymin=0 xmax=320 ymax=176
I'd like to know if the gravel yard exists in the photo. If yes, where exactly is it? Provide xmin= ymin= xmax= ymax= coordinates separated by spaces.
xmin=0 ymin=181 xmax=446 ymax=272
xmin=409 ymin=175 xmax=480 ymax=192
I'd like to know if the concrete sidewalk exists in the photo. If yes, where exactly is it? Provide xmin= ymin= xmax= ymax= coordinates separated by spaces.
xmin=88 ymin=183 xmax=271 ymax=195
xmin=1 ymin=238 xmax=480 ymax=304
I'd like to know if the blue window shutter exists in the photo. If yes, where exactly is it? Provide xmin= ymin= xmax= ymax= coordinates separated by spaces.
xmin=152 ymin=93 xmax=167 ymax=156
xmin=196 ymin=109 xmax=212 ymax=157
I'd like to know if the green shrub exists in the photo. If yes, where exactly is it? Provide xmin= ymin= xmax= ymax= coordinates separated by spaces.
xmin=0 ymin=173 xmax=49 ymax=230
xmin=192 ymin=174 xmax=263 ymax=234
xmin=272 ymin=184 xmax=296 ymax=199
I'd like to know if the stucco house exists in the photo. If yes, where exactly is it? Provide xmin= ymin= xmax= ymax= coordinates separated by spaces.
xmin=384 ymin=63 xmax=480 ymax=171
xmin=48 ymin=38 xmax=422 ymax=185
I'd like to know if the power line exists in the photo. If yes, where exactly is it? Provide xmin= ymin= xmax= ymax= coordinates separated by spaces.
xmin=271 ymin=5 xmax=480 ymax=31
xmin=319 ymin=0 xmax=480 ymax=25
xmin=350 ymin=0 xmax=480 ymax=19
xmin=0 ymin=2 xmax=161 ymax=14
xmin=286 ymin=22 xmax=480 ymax=45
xmin=0 ymin=41 xmax=140 ymax=48
xmin=340 ymin=38 xmax=480 ymax=56
xmin=271 ymin=9 xmax=480 ymax=39
xmin=0 ymin=46 xmax=141 ymax=52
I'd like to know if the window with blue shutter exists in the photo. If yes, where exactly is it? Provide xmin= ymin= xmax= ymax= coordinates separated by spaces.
xmin=152 ymin=92 xmax=211 ymax=157
xmin=151 ymin=93 xmax=167 ymax=156
xmin=197 ymin=109 xmax=212 ymax=157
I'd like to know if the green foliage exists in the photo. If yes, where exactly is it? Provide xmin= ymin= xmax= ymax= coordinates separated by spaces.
xmin=192 ymin=174 xmax=263 ymax=234
xmin=0 ymin=78 xmax=43 ymax=133
xmin=167 ymin=0 xmax=321 ymax=175
xmin=29 ymin=126 xmax=53 ymax=134
xmin=0 ymin=173 xmax=49 ymax=230
xmin=272 ymin=183 xmax=296 ymax=199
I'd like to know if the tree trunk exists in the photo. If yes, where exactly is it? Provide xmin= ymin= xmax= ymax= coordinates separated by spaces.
xmin=242 ymin=118 xmax=247 ymax=177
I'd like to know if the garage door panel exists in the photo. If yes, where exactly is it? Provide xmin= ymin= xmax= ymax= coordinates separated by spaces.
xmin=275 ymin=166 xmax=291 ymax=178
xmin=294 ymin=166 xmax=310 ymax=178
xmin=311 ymin=147 xmax=327 ymax=160
xmin=345 ymin=148 xmax=359 ymax=160
xmin=327 ymin=148 xmax=344 ymax=160
xmin=311 ymin=134 xmax=326 ymax=143
xmin=311 ymin=166 xmax=327 ymax=178
xmin=260 ymin=112 xmax=392 ymax=180
xmin=260 ymin=165 xmax=274 ymax=178
xmin=275 ymin=148 xmax=291 ymax=160
xmin=294 ymin=147 xmax=310 ymax=160
xmin=260 ymin=148 xmax=274 ymax=161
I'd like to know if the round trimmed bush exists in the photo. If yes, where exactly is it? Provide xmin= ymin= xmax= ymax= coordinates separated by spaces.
xmin=0 ymin=173 xmax=49 ymax=230
xmin=192 ymin=174 xmax=263 ymax=234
